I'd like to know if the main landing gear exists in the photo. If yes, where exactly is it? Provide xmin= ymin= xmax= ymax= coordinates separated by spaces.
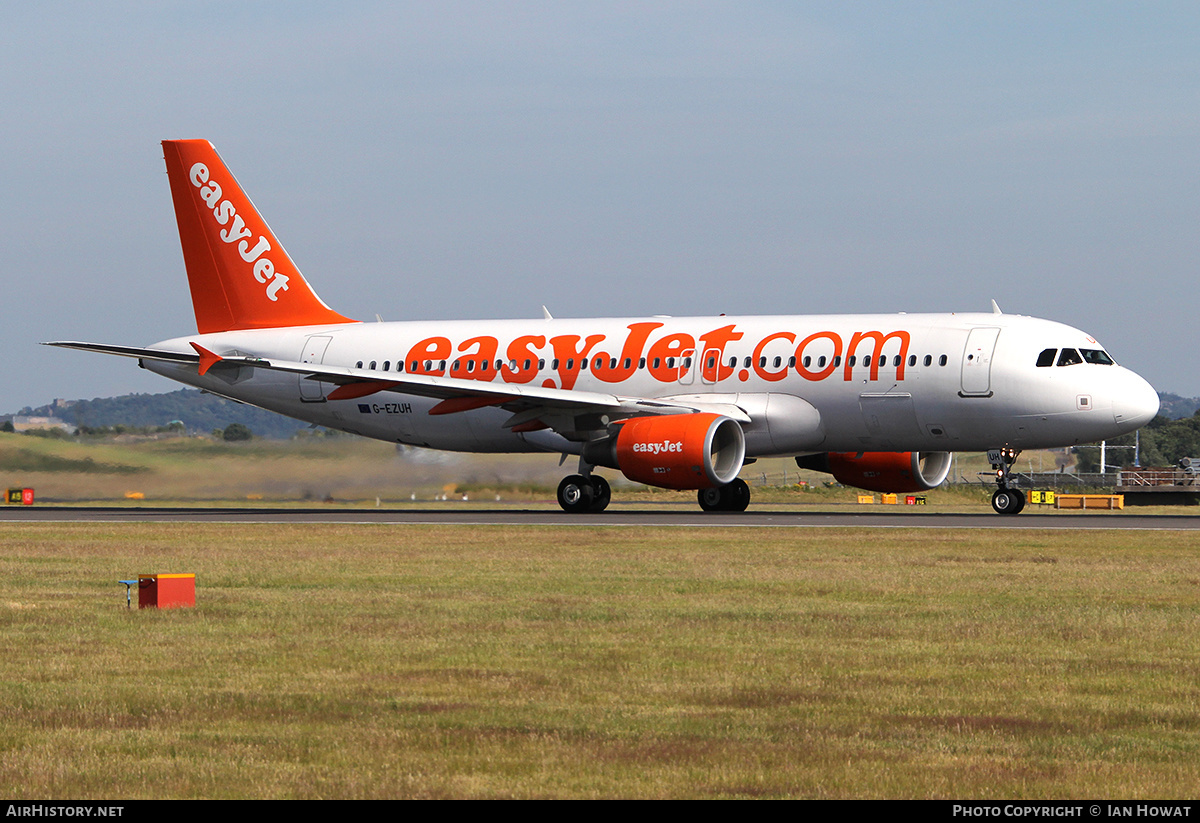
xmin=988 ymin=447 xmax=1026 ymax=515
xmin=555 ymin=472 xmax=752 ymax=514
xmin=697 ymin=478 xmax=751 ymax=512
xmin=557 ymin=474 xmax=611 ymax=514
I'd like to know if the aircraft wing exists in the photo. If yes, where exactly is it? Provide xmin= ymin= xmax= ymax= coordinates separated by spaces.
xmin=43 ymin=341 xmax=752 ymax=429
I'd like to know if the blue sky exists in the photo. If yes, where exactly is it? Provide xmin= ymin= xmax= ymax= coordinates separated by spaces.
xmin=3 ymin=2 xmax=1198 ymax=410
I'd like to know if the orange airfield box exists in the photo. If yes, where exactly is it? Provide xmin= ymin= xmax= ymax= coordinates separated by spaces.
xmin=138 ymin=574 xmax=196 ymax=609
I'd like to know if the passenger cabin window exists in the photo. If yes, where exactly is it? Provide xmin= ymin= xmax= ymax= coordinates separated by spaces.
xmin=1036 ymin=349 xmax=1057 ymax=367
xmin=923 ymin=355 xmax=932 ymax=367
xmin=1057 ymin=348 xmax=1083 ymax=367
xmin=383 ymin=361 xmax=390 ymax=372
xmin=1081 ymin=349 xmax=1114 ymax=365
xmin=369 ymin=360 xmax=377 ymax=370
xmin=355 ymin=361 xmax=363 ymax=369
xmin=938 ymin=355 xmax=947 ymax=366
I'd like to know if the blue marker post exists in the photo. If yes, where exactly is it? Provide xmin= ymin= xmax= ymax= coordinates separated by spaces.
xmin=118 ymin=579 xmax=138 ymax=609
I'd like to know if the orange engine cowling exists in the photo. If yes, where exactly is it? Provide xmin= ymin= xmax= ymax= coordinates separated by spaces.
xmin=584 ymin=413 xmax=746 ymax=490
xmin=798 ymin=451 xmax=952 ymax=493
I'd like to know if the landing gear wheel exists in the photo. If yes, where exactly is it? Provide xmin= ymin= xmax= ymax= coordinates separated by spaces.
xmin=557 ymin=475 xmax=595 ymax=514
xmin=696 ymin=478 xmax=752 ymax=513
xmin=727 ymin=478 xmax=751 ymax=512
xmin=588 ymin=475 xmax=611 ymax=513
xmin=1010 ymin=488 xmax=1026 ymax=514
xmin=992 ymin=488 xmax=1025 ymax=515
xmin=698 ymin=487 xmax=724 ymax=512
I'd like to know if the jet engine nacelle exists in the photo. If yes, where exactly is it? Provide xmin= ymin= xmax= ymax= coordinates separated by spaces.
xmin=796 ymin=451 xmax=952 ymax=493
xmin=582 ymin=413 xmax=746 ymax=490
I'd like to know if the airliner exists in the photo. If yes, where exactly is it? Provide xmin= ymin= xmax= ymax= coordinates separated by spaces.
xmin=47 ymin=140 xmax=1160 ymax=514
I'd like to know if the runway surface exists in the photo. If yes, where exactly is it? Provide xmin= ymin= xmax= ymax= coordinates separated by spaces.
xmin=2 ymin=505 xmax=1198 ymax=529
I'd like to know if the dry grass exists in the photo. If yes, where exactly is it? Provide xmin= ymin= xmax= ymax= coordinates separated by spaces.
xmin=1 ymin=523 xmax=1198 ymax=798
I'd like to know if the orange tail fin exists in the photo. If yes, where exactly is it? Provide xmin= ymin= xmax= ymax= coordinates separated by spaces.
xmin=162 ymin=140 xmax=355 ymax=333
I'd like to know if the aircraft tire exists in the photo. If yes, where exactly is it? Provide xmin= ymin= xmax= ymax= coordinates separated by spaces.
xmin=991 ymin=488 xmax=1023 ymax=515
xmin=727 ymin=478 xmax=751 ymax=512
xmin=588 ymin=475 xmax=612 ymax=513
xmin=558 ymin=475 xmax=595 ymax=514
xmin=698 ymin=487 xmax=724 ymax=512
xmin=1010 ymin=488 xmax=1026 ymax=514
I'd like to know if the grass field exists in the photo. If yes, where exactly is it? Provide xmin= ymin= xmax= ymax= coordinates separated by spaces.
xmin=2 ymin=522 xmax=1198 ymax=798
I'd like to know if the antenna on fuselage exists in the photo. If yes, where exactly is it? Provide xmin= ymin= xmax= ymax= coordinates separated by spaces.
xmin=990 ymin=300 xmax=1003 ymax=315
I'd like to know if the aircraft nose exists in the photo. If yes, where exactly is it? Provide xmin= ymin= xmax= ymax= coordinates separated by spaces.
xmin=1113 ymin=370 xmax=1159 ymax=433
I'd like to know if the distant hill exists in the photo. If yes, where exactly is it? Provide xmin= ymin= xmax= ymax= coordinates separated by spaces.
xmin=1156 ymin=393 xmax=1200 ymax=420
xmin=8 ymin=389 xmax=321 ymax=440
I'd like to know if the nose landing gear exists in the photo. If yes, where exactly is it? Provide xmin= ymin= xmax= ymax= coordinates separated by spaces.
xmin=988 ymin=447 xmax=1026 ymax=514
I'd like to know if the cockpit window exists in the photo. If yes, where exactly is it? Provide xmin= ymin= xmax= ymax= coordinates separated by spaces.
xmin=1036 ymin=348 xmax=1057 ymax=367
xmin=1080 ymin=348 xmax=1114 ymax=365
xmin=1057 ymin=348 xmax=1083 ymax=367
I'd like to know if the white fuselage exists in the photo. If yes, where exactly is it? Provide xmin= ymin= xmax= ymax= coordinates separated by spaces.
xmin=143 ymin=311 xmax=1159 ymax=457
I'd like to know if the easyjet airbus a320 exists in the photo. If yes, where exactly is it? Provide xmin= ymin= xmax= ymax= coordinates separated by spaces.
xmin=48 ymin=140 xmax=1160 ymax=514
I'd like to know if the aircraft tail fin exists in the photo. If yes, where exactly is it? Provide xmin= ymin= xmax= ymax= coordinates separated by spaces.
xmin=162 ymin=140 xmax=354 ymax=333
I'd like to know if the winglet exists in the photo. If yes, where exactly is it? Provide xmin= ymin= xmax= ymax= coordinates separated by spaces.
xmin=190 ymin=342 xmax=223 ymax=376
xmin=429 ymin=397 xmax=507 ymax=416
xmin=991 ymin=299 xmax=1003 ymax=315
xmin=542 ymin=305 xmax=553 ymax=320
xmin=327 ymin=380 xmax=401 ymax=401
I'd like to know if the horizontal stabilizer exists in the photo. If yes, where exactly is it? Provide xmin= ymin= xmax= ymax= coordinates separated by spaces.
xmin=43 ymin=341 xmax=200 ymax=364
